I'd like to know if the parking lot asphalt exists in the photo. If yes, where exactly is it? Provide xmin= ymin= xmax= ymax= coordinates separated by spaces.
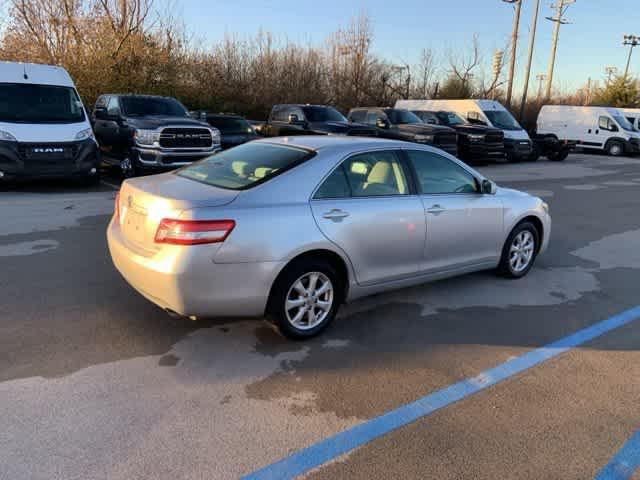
xmin=1 ymin=153 xmax=640 ymax=480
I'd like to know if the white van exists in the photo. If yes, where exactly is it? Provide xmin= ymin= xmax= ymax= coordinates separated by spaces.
xmin=537 ymin=105 xmax=640 ymax=157
xmin=0 ymin=61 xmax=100 ymax=182
xmin=396 ymin=99 xmax=532 ymax=162
xmin=618 ymin=108 xmax=640 ymax=132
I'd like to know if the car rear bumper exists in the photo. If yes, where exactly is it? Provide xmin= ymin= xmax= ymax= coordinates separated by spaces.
xmin=0 ymin=138 xmax=100 ymax=179
xmin=107 ymin=218 xmax=283 ymax=318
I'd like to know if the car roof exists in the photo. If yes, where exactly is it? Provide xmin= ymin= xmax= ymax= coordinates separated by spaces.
xmin=253 ymin=135 xmax=411 ymax=152
xmin=0 ymin=61 xmax=75 ymax=87
xmin=102 ymin=94 xmax=176 ymax=100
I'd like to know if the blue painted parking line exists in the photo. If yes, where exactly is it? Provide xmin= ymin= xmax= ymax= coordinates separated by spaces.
xmin=242 ymin=306 xmax=640 ymax=480
xmin=594 ymin=429 xmax=640 ymax=480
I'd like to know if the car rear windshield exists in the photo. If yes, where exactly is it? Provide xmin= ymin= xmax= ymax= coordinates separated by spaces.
xmin=0 ymin=83 xmax=85 ymax=124
xmin=176 ymin=142 xmax=314 ymax=190
xmin=207 ymin=116 xmax=253 ymax=134
xmin=121 ymin=96 xmax=188 ymax=117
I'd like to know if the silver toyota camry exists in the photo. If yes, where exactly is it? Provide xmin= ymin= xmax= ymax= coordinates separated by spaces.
xmin=108 ymin=136 xmax=551 ymax=339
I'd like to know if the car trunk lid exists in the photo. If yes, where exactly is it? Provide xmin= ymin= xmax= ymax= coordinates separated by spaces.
xmin=117 ymin=173 xmax=239 ymax=253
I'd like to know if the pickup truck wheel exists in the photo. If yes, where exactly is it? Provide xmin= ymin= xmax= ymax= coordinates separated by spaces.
xmin=606 ymin=141 xmax=624 ymax=157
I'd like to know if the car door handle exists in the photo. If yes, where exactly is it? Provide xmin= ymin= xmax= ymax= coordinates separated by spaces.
xmin=426 ymin=204 xmax=445 ymax=215
xmin=322 ymin=209 xmax=350 ymax=220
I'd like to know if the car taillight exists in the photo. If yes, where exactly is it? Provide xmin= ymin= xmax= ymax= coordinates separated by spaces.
xmin=154 ymin=219 xmax=235 ymax=245
xmin=114 ymin=192 xmax=120 ymax=220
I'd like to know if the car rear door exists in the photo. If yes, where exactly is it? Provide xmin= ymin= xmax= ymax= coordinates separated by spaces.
xmin=403 ymin=149 xmax=503 ymax=272
xmin=310 ymin=149 xmax=426 ymax=285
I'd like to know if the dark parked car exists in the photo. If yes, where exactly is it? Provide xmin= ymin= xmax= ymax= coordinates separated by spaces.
xmin=92 ymin=94 xmax=221 ymax=177
xmin=347 ymin=107 xmax=458 ymax=156
xmin=205 ymin=114 xmax=259 ymax=149
xmin=262 ymin=104 xmax=378 ymax=137
xmin=412 ymin=110 xmax=505 ymax=164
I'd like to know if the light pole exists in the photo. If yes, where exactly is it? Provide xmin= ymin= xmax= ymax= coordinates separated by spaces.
xmin=503 ymin=0 xmax=522 ymax=106
xmin=623 ymin=35 xmax=640 ymax=81
xmin=536 ymin=73 xmax=546 ymax=100
xmin=544 ymin=0 xmax=575 ymax=99
xmin=519 ymin=0 xmax=541 ymax=121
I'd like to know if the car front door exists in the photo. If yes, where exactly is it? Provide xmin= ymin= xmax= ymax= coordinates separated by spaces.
xmin=310 ymin=149 xmax=426 ymax=285
xmin=404 ymin=149 xmax=503 ymax=272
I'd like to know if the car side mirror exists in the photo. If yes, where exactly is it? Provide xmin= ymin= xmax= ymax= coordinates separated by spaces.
xmin=426 ymin=119 xmax=437 ymax=125
xmin=481 ymin=179 xmax=497 ymax=195
xmin=94 ymin=107 xmax=108 ymax=120
xmin=610 ymin=124 xmax=619 ymax=132
xmin=376 ymin=118 xmax=388 ymax=129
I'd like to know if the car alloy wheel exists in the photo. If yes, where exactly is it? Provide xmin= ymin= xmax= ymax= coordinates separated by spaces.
xmin=284 ymin=272 xmax=334 ymax=330
xmin=509 ymin=230 xmax=535 ymax=273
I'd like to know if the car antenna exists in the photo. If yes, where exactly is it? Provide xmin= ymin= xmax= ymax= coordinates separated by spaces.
xmin=22 ymin=64 xmax=28 ymax=80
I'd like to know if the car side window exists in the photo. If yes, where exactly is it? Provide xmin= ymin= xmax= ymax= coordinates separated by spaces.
xmin=272 ymin=107 xmax=287 ymax=122
xmin=407 ymin=150 xmax=478 ymax=195
xmin=343 ymin=151 xmax=409 ymax=197
xmin=314 ymin=165 xmax=351 ymax=199
xmin=365 ymin=112 xmax=379 ymax=126
xmin=107 ymin=96 xmax=120 ymax=117
xmin=94 ymin=96 xmax=107 ymax=110
xmin=349 ymin=110 xmax=366 ymax=123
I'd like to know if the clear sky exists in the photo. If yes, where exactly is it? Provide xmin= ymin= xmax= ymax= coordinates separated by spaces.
xmin=177 ymin=0 xmax=639 ymax=94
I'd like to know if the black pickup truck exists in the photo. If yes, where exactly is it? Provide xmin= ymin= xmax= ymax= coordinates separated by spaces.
xmin=92 ymin=94 xmax=221 ymax=177
xmin=261 ymin=104 xmax=378 ymax=137
xmin=347 ymin=107 xmax=458 ymax=156
xmin=412 ymin=110 xmax=505 ymax=164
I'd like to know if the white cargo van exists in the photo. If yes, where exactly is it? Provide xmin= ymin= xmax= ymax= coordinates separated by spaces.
xmin=537 ymin=105 xmax=640 ymax=157
xmin=396 ymin=99 xmax=532 ymax=162
xmin=0 ymin=61 xmax=100 ymax=182
xmin=618 ymin=108 xmax=640 ymax=132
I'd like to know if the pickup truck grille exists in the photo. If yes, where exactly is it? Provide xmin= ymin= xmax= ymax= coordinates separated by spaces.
xmin=434 ymin=132 xmax=458 ymax=147
xmin=159 ymin=128 xmax=213 ymax=148
xmin=17 ymin=144 xmax=79 ymax=160
xmin=485 ymin=132 xmax=504 ymax=144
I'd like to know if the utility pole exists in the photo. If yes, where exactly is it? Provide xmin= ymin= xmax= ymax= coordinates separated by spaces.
xmin=503 ymin=0 xmax=522 ymax=106
xmin=544 ymin=0 xmax=575 ymax=99
xmin=605 ymin=66 xmax=618 ymax=85
xmin=536 ymin=73 xmax=546 ymax=100
xmin=491 ymin=50 xmax=505 ymax=99
xmin=519 ymin=0 xmax=541 ymax=121
xmin=623 ymin=35 xmax=640 ymax=81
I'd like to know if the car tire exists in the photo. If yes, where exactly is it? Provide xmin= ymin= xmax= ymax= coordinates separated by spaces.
xmin=548 ymin=148 xmax=570 ymax=162
xmin=497 ymin=221 xmax=540 ymax=279
xmin=606 ymin=140 xmax=624 ymax=157
xmin=267 ymin=259 xmax=343 ymax=340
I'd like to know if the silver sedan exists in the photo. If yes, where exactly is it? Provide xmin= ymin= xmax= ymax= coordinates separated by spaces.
xmin=107 ymin=136 xmax=551 ymax=339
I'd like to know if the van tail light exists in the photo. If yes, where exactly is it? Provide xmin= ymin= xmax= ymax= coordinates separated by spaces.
xmin=154 ymin=219 xmax=235 ymax=245
xmin=114 ymin=192 xmax=120 ymax=220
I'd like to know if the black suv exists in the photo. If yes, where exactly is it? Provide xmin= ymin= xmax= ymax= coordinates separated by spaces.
xmin=347 ymin=108 xmax=458 ymax=156
xmin=92 ymin=94 xmax=221 ymax=176
xmin=412 ymin=110 xmax=505 ymax=164
xmin=205 ymin=114 xmax=259 ymax=150
xmin=262 ymin=104 xmax=377 ymax=137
